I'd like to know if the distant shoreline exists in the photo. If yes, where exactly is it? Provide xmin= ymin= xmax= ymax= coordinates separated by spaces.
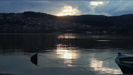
xmin=0 ymin=33 xmax=132 ymax=36
xmin=0 ymin=33 xmax=64 ymax=35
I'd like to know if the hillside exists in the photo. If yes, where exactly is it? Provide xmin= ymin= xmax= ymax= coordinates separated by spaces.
xmin=1 ymin=11 xmax=133 ymax=33
xmin=21 ymin=11 xmax=133 ymax=27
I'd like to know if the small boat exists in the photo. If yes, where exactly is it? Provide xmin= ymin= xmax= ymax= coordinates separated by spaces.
xmin=31 ymin=53 xmax=38 ymax=66
xmin=115 ymin=52 xmax=133 ymax=74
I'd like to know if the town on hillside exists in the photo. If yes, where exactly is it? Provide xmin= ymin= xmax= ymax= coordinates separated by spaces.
xmin=0 ymin=12 xmax=133 ymax=34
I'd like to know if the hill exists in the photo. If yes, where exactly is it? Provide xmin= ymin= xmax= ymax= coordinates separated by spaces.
xmin=22 ymin=11 xmax=133 ymax=28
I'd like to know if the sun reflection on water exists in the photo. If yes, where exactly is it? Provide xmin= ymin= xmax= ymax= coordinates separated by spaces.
xmin=90 ymin=58 xmax=121 ymax=74
xmin=56 ymin=46 xmax=79 ymax=59
xmin=57 ymin=34 xmax=76 ymax=39
xmin=56 ymin=44 xmax=80 ymax=67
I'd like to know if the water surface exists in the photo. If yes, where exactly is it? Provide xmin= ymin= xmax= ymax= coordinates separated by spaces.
xmin=0 ymin=33 xmax=133 ymax=75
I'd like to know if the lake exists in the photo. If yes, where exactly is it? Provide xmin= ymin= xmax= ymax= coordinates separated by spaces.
xmin=0 ymin=33 xmax=133 ymax=75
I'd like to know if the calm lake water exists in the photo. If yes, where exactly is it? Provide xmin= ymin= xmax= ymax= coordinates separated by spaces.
xmin=0 ymin=33 xmax=133 ymax=75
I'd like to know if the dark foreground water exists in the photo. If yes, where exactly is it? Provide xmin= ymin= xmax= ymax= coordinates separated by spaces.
xmin=0 ymin=33 xmax=133 ymax=75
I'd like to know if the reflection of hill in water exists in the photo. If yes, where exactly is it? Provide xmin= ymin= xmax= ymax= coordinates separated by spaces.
xmin=0 ymin=34 xmax=133 ymax=53
xmin=0 ymin=34 xmax=57 ymax=52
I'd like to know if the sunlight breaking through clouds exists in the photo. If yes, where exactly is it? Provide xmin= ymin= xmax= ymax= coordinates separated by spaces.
xmin=56 ymin=6 xmax=81 ymax=16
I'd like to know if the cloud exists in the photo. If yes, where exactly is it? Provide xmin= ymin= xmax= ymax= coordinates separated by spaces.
xmin=0 ymin=1 xmax=133 ymax=16
xmin=94 ymin=1 xmax=133 ymax=16
xmin=90 ymin=1 xmax=104 ymax=6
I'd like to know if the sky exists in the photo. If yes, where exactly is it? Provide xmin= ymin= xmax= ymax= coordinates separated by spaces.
xmin=0 ymin=0 xmax=133 ymax=16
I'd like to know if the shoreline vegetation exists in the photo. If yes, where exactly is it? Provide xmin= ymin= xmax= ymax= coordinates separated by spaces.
xmin=1 ymin=11 xmax=133 ymax=34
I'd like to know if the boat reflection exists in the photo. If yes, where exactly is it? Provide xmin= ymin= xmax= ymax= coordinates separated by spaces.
xmin=90 ymin=58 xmax=121 ymax=74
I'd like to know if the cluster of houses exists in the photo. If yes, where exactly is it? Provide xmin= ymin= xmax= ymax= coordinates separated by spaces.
xmin=0 ymin=13 xmax=132 ymax=34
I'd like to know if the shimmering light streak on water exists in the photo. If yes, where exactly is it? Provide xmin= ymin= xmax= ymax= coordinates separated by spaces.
xmin=89 ymin=55 xmax=122 ymax=74
xmin=58 ymin=34 xmax=76 ymax=39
